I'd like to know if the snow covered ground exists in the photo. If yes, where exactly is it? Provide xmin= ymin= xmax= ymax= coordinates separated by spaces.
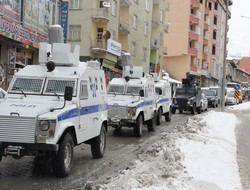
xmin=88 ymin=103 xmax=250 ymax=190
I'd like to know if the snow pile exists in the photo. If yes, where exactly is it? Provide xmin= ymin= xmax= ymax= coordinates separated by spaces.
xmin=84 ymin=111 xmax=242 ymax=190
xmin=228 ymin=102 xmax=250 ymax=111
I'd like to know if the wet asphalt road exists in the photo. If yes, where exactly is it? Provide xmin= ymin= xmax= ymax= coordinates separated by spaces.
xmin=0 ymin=106 xmax=243 ymax=190
xmin=0 ymin=111 xmax=191 ymax=190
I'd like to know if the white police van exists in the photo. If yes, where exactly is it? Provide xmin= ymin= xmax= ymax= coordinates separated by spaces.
xmin=154 ymin=73 xmax=172 ymax=125
xmin=0 ymin=42 xmax=108 ymax=177
xmin=107 ymin=66 xmax=157 ymax=137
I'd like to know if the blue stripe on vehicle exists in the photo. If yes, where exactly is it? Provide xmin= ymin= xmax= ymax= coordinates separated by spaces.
xmin=137 ymin=100 xmax=155 ymax=108
xmin=156 ymin=98 xmax=170 ymax=104
xmin=57 ymin=104 xmax=108 ymax=121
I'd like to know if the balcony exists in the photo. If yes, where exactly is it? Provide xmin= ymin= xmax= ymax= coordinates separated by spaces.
xmin=90 ymin=40 xmax=107 ymax=54
xmin=204 ymin=23 xmax=209 ymax=30
xmin=191 ymin=0 xmax=199 ymax=8
xmin=202 ymin=53 xmax=208 ymax=60
xmin=120 ymin=0 xmax=132 ymax=6
xmin=188 ymin=48 xmax=198 ymax=57
xmin=152 ymin=17 xmax=160 ymax=28
xmin=163 ymin=46 xmax=168 ymax=55
xmin=190 ymin=65 xmax=198 ymax=72
xmin=92 ymin=8 xmax=109 ymax=23
xmin=119 ymin=19 xmax=130 ymax=35
xmin=151 ymin=38 xmax=159 ymax=50
xmin=204 ymin=8 xmax=209 ymax=15
xmin=189 ymin=31 xmax=198 ymax=41
xmin=190 ymin=14 xmax=199 ymax=24
xmin=203 ymin=38 xmax=208 ymax=45
xmin=153 ymin=0 xmax=160 ymax=5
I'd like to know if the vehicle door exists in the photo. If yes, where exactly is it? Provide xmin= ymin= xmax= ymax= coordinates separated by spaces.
xmin=78 ymin=80 xmax=92 ymax=142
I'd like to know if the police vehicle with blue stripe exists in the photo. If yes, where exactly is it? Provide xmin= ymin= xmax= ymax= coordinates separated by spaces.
xmin=107 ymin=66 xmax=157 ymax=137
xmin=0 ymin=42 xmax=108 ymax=177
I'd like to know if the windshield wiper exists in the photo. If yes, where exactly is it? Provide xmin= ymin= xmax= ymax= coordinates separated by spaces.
xmin=47 ymin=89 xmax=60 ymax=99
xmin=13 ymin=87 xmax=26 ymax=97
xmin=108 ymin=90 xmax=116 ymax=96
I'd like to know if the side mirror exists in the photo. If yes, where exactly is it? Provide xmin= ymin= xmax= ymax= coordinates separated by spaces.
xmin=139 ymin=89 xmax=144 ymax=97
xmin=64 ymin=86 xmax=73 ymax=101
xmin=159 ymin=89 xmax=162 ymax=95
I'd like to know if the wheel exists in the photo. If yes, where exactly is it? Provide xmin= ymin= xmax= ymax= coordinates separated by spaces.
xmin=156 ymin=108 xmax=162 ymax=125
xmin=172 ymin=108 xmax=176 ymax=114
xmin=147 ymin=116 xmax=156 ymax=132
xmin=134 ymin=114 xmax=143 ymax=137
xmin=197 ymin=106 xmax=201 ymax=114
xmin=0 ymin=154 xmax=2 ymax=162
xmin=179 ymin=109 xmax=183 ymax=114
xmin=52 ymin=133 xmax=74 ymax=178
xmin=91 ymin=124 xmax=106 ymax=158
xmin=165 ymin=108 xmax=172 ymax=122
xmin=191 ymin=105 xmax=195 ymax=115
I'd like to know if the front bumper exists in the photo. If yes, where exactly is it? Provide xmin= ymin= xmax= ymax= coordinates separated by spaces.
xmin=108 ymin=117 xmax=136 ymax=128
xmin=0 ymin=142 xmax=58 ymax=156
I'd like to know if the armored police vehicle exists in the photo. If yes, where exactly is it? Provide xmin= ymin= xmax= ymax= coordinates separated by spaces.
xmin=154 ymin=73 xmax=172 ymax=125
xmin=107 ymin=66 xmax=157 ymax=137
xmin=172 ymin=76 xmax=202 ymax=114
xmin=0 ymin=42 xmax=108 ymax=177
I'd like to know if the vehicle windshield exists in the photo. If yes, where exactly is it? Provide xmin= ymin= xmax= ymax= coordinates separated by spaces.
xmin=44 ymin=79 xmax=76 ymax=96
xmin=203 ymin=90 xmax=215 ymax=96
xmin=176 ymin=88 xmax=196 ymax=96
xmin=125 ymin=86 xmax=142 ymax=95
xmin=108 ymin=85 xmax=124 ymax=94
xmin=10 ymin=77 xmax=45 ymax=94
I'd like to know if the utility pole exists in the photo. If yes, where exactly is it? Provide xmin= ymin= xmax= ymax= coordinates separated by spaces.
xmin=221 ymin=0 xmax=229 ymax=112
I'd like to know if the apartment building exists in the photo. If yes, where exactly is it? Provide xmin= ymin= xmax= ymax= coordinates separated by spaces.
xmin=67 ymin=0 xmax=168 ymax=80
xmin=0 ymin=0 xmax=61 ymax=90
xmin=163 ymin=0 xmax=233 ymax=87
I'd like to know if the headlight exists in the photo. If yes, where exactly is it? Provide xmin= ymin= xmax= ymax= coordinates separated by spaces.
xmin=37 ymin=119 xmax=56 ymax=137
xmin=127 ymin=107 xmax=137 ymax=117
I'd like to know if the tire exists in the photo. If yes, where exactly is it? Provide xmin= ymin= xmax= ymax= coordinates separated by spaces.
xmin=91 ymin=124 xmax=106 ymax=159
xmin=52 ymin=133 xmax=74 ymax=178
xmin=191 ymin=105 xmax=195 ymax=115
xmin=134 ymin=114 xmax=143 ymax=137
xmin=0 ymin=155 xmax=2 ymax=162
xmin=197 ymin=106 xmax=201 ymax=114
xmin=165 ymin=108 xmax=172 ymax=122
xmin=156 ymin=108 xmax=162 ymax=125
xmin=147 ymin=116 xmax=156 ymax=132
xmin=172 ymin=108 xmax=176 ymax=114
xmin=179 ymin=109 xmax=183 ymax=114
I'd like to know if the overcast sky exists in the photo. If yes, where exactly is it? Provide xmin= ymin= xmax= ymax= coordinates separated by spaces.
xmin=227 ymin=0 xmax=250 ymax=58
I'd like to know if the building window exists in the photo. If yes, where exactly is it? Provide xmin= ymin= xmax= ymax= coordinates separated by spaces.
xmin=144 ymin=22 xmax=148 ymax=36
xmin=212 ymin=44 xmax=216 ymax=55
xmin=214 ymin=2 xmax=218 ymax=10
xmin=160 ymin=10 xmax=164 ymax=22
xmin=80 ymin=80 xmax=88 ymax=100
xmin=69 ymin=0 xmax=82 ymax=9
xmin=131 ymin=41 xmax=136 ymax=56
xmin=143 ymin=47 xmax=147 ymax=61
xmin=97 ymin=28 xmax=103 ymax=43
xmin=213 ymin=30 xmax=217 ymax=40
xmin=195 ymin=59 xmax=200 ymax=66
xmin=68 ymin=25 xmax=81 ymax=41
xmin=214 ymin=16 xmax=217 ymax=25
xmin=145 ymin=0 xmax=149 ymax=12
xmin=133 ymin=14 xmax=137 ymax=29
xmin=111 ymin=0 xmax=117 ymax=16
xmin=200 ymin=0 xmax=203 ymax=3
xmin=208 ymin=2 xmax=212 ymax=10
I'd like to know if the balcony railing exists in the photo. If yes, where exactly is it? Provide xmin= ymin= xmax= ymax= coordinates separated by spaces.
xmin=191 ymin=0 xmax=199 ymax=8
xmin=153 ymin=0 xmax=160 ymax=5
xmin=120 ymin=0 xmax=132 ymax=6
xmin=90 ymin=40 xmax=107 ymax=53
xmin=152 ymin=17 xmax=160 ymax=27
xmin=188 ymin=48 xmax=198 ymax=56
xmin=92 ymin=8 xmax=109 ymax=23
xmin=190 ymin=14 xmax=199 ymax=24
xmin=204 ymin=23 xmax=209 ymax=30
xmin=119 ymin=19 xmax=130 ymax=35
xmin=189 ymin=31 xmax=199 ymax=40
xmin=151 ymin=38 xmax=159 ymax=50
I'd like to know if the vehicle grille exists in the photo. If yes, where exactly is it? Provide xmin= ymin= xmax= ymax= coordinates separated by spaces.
xmin=177 ymin=99 xmax=188 ymax=108
xmin=0 ymin=116 xmax=36 ymax=143
xmin=108 ymin=105 xmax=127 ymax=118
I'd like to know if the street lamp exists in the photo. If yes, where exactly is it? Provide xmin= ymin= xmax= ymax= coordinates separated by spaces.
xmin=220 ymin=0 xmax=229 ymax=112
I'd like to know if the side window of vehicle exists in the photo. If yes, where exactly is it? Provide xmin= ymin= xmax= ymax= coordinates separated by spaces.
xmin=100 ymin=77 xmax=103 ymax=90
xmin=80 ymin=80 xmax=88 ymax=100
xmin=95 ymin=77 xmax=98 ymax=90
xmin=144 ymin=87 xmax=148 ymax=97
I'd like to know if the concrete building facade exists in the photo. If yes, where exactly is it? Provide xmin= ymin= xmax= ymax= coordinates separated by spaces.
xmin=163 ymin=0 xmax=232 ymax=87
xmin=67 ymin=0 xmax=168 ymax=81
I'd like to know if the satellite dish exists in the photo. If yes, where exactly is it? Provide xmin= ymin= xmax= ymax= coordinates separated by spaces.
xmin=102 ymin=1 xmax=111 ymax=8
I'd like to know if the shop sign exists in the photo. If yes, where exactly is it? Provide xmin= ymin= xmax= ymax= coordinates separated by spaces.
xmin=107 ymin=39 xmax=121 ymax=56
xmin=0 ymin=18 xmax=48 ymax=48
xmin=103 ymin=59 xmax=116 ymax=69
xmin=60 ymin=1 xmax=69 ymax=43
